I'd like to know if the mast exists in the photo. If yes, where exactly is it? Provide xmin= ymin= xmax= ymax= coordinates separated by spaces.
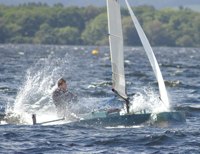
xmin=107 ymin=0 xmax=130 ymax=113
xmin=107 ymin=0 xmax=129 ymax=113
xmin=107 ymin=0 xmax=128 ymax=99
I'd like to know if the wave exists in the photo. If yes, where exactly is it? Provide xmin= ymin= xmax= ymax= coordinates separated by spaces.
xmin=174 ymin=105 xmax=200 ymax=111
xmin=164 ymin=80 xmax=181 ymax=87
xmin=160 ymin=63 xmax=200 ymax=70
xmin=173 ymin=105 xmax=200 ymax=117
xmin=140 ymin=130 xmax=186 ymax=146
xmin=154 ymin=80 xmax=198 ymax=89
xmin=88 ymin=81 xmax=112 ymax=88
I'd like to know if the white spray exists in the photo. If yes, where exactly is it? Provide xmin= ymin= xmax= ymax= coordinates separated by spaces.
xmin=10 ymin=53 xmax=73 ymax=124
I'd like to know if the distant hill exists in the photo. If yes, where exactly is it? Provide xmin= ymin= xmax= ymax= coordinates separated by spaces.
xmin=0 ymin=0 xmax=200 ymax=10
xmin=0 ymin=3 xmax=200 ymax=46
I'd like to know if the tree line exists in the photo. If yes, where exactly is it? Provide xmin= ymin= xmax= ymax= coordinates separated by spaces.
xmin=0 ymin=3 xmax=200 ymax=47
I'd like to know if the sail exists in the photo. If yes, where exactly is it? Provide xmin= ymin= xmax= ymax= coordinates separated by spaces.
xmin=125 ymin=0 xmax=170 ymax=109
xmin=107 ymin=0 xmax=128 ymax=99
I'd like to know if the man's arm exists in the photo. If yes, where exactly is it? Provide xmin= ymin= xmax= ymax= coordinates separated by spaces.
xmin=67 ymin=91 xmax=78 ymax=102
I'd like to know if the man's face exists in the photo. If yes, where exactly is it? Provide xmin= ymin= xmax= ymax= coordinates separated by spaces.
xmin=61 ymin=82 xmax=67 ymax=90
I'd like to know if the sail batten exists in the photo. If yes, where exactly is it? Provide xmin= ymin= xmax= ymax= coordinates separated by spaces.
xmin=109 ymin=34 xmax=121 ymax=38
xmin=107 ymin=0 xmax=128 ymax=99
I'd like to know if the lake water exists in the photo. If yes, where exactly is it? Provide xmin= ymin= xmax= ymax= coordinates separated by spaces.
xmin=0 ymin=44 xmax=200 ymax=153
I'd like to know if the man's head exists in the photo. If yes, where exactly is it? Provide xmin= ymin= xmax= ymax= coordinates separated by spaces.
xmin=57 ymin=78 xmax=67 ymax=90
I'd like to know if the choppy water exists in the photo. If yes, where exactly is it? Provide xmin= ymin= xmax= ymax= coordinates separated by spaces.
xmin=0 ymin=44 xmax=200 ymax=153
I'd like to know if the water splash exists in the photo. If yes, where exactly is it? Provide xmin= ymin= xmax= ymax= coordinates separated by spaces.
xmin=121 ymin=87 xmax=169 ymax=115
xmin=8 ymin=53 xmax=74 ymax=124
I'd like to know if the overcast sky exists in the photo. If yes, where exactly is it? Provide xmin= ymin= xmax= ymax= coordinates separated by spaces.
xmin=0 ymin=0 xmax=199 ymax=9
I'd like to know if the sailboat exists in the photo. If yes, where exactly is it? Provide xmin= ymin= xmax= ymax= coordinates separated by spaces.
xmin=31 ymin=0 xmax=185 ymax=126
xmin=66 ymin=0 xmax=185 ymax=126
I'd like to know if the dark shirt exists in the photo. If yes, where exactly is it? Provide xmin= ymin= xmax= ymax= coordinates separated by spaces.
xmin=52 ymin=88 xmax=77 ymax=118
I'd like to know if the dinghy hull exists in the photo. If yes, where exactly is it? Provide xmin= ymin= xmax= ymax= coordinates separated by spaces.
xmin=31 ymin=110 xmax=185 ymax=126
xmin=70 ymin=111 xmax=185 ymax=127
xmin=152 ymin=111 xmax=186 ymax=123
xmin=75 ymin=111 xmax=151 ymax=127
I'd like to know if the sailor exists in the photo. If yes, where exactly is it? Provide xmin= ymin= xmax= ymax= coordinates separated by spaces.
xmin=52 ymin=78 xmax=78 ymax=119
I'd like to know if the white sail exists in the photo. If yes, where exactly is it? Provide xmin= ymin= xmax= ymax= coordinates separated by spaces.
xmin=107 ymin=0 xmax=128 ymax=99
xmin=125 ymin=0 xmax=170 ymax=109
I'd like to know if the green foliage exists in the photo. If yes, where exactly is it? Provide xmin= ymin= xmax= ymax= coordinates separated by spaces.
xmin=47 ymin=7 xmax=85 ymax=31
xmin=143 ymin=20 xmax=173 ymax=46
xmin=54 ymin=26 xmax=80 ymax=45
xmin=0 ymin=18 xmax=8 ymax=43
xmin=81 ymin=13 xmax=108 ymax=45
xmin=34 ymin=23 xmax=56 ymax=44
xmin=0 ymin=4 xmax=200 ymax=47
xmin=81 ymin=6 xmax=104 ymax=23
